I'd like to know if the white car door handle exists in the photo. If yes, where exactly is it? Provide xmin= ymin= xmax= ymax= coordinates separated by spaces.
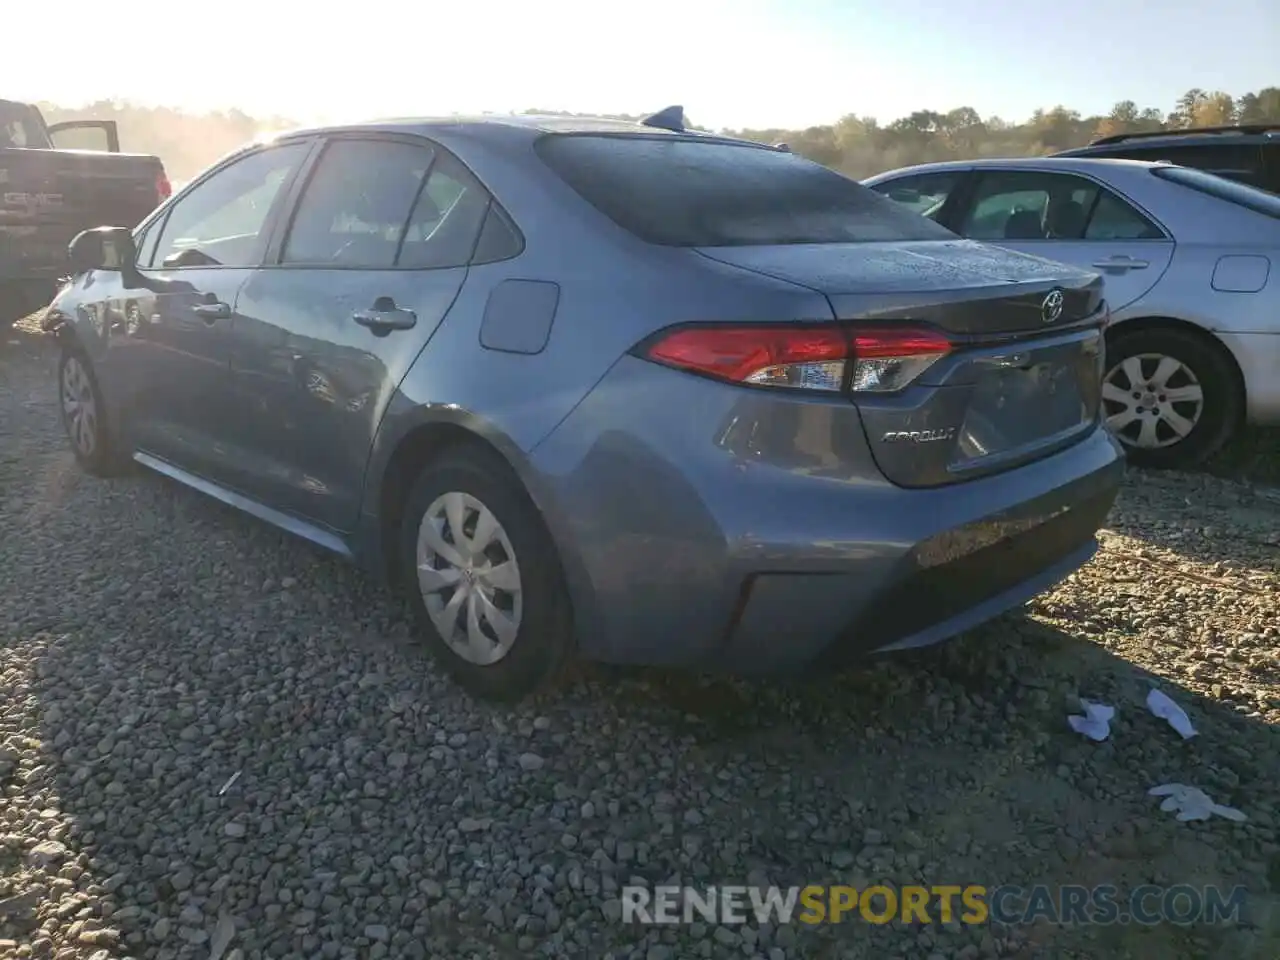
xmin=1091 ymin=256 xmax=1149 ymax=271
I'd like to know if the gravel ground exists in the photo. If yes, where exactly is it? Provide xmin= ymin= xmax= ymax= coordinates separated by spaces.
xmin=1 ymin=320 xmax=1278 ymax=960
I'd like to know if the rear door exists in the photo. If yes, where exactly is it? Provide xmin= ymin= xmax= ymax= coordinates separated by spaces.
xmin=949 ymin=167 xmax=1174 ymax=313
xmin=227 ymin=135 xmax=493 ymax=532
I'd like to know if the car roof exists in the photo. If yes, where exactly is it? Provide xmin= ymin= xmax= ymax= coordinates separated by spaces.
xmin=864 ymin=156 xmax=1167 ymax=180
xmin=1057 ymin=125 xmax=1280 ymax=154
xmin=266 ymin=113 xmax=768 ymax=147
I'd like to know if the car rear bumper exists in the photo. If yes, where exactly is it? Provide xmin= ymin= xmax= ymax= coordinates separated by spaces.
xmin=528 ymin=356 xmax=1125 ymax=672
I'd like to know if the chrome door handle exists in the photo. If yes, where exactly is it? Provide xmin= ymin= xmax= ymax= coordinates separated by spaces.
xmin=1091 ymin=257 xmax=1149 ymax=272
xmin=352 ymin=302 xmax=417 ymax=333
xmin=191 ymin=301 xmax=231 ymax=321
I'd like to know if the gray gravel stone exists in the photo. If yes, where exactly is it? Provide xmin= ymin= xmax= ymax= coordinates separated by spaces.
xmin=517 ymin=752 xmax=545 ymax=771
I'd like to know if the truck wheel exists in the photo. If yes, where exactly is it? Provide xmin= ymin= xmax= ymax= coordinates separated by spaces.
xmin=58 ymin=346 xmax=130 ymax=476
xmin=1102 ymin=326 xmax=1241 ymax=470
xmin=398 ymin=445 xmax=575 ymax=702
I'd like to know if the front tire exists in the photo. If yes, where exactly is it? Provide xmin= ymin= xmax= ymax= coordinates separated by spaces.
xmin=398 ymin=446 xmax=575 ymax=701
xmin=1102 ymin=326 xmax=1241 ymax=470
xmin=58 ymin=346 xmax=129 ymax=476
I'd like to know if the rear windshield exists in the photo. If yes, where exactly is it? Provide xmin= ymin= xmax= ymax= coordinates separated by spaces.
xmin=534 ymin=134 xmax=958 ymax=247
xmin=1152 ymin=165 xmax=1280 ymax=218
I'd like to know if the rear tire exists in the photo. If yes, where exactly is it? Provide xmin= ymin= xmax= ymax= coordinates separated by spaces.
xmin=398 ymin=445 xmax=575 ymax=702
xmin=1102 ymin=326 xmax=1241 ymax=470
xmin=58 ymin=345 xmax=130 ymax=477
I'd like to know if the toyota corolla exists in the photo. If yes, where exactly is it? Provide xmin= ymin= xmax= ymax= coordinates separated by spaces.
xmin=43 ymin=109 xmax=1125 ymax=701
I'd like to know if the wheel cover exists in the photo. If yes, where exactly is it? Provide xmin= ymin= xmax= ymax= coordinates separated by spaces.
xmin=416 ymin=491 xmax=523 ymax=666
xmin=61 ymin=357 xmax=98 ymax=458
xmin=1102 ymin=353 xmax=1204 ymax=450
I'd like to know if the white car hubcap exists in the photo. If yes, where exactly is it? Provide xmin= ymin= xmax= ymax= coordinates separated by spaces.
xmin=61 ymin=357 xmax=98 ymax=458
xmin=1102 ymin=353 xmax=1204 ymax=450
xmin=416 ymin=491 xmax=523 ymax=666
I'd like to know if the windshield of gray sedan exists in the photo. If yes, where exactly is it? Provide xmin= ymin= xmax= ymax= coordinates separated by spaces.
xmin=535 ymin=133 xmax=959 ymax=247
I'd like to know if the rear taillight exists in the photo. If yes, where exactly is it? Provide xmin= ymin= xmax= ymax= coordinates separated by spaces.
xmin=156 ymin=172 xmax=172 ymax=203
xmin=641 ymin=324 xmax=951 ymax=393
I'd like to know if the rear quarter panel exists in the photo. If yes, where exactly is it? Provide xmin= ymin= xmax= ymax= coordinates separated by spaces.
xmin=358 ymin=128 xmax=836 ymax=599
xmin=1117 ymin=241 xmax=1279 ymax=335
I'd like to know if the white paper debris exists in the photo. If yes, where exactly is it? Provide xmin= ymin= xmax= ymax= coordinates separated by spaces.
xmin=217 ymin=770 xmax=242 ymax=796
xmin=207 ymin=910 xmax=236 ymax=960
xmin=1147 ymin=688 xmax=1197 ymax=739
xmin=1148 ymin=783 xmax=1247 ymax=822
xmin=1068 ymin=699 xmax=1116 ymax=741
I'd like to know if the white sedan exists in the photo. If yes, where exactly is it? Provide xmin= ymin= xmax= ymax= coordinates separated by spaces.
xmin=864 ymin=157 xmax=1280 ymax=468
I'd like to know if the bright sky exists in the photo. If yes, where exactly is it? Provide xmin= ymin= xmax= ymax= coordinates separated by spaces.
xmin=3 ymin=0 xmax=1276 ymax=130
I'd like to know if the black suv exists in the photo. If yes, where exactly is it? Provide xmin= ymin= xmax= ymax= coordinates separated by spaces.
xmin=1054 ymin=124 xmax=1280 ymax=194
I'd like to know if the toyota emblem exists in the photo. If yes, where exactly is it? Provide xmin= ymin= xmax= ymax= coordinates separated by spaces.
xmin=1041 ymin=289 xmax=1065 ymax=324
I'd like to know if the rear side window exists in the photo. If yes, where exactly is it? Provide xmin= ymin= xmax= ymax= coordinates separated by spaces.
xmin=282 ymin=140 xmax=492 ymax=269
xmin=397 ymin=153 xmax=492 ymax=269
xmin=1153 ymin=165 xmax=1280 ymax=219
xmin=283 ymin=139 xmax=435 ymax=268
xmin=534 ymin=134 xmax=957 ymax=247
xmin=471 ymin=204 xmax=523 ymax=263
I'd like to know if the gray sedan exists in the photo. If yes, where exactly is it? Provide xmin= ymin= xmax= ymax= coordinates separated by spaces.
xmin=864 ymin=157 xmax=1280 ymax=468
xmin=44 ymin=113 xmax=1123 ymax=701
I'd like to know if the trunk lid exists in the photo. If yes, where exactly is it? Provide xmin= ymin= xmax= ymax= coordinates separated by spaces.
xmin=697 ymin=239 xmax=1103 ymax=334
xmin=697 ymin=239 xmax=1108 ymax=487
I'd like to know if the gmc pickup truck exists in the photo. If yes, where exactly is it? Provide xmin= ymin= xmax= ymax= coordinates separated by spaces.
xmin=2 ymin=98 xmax=170 ymax=326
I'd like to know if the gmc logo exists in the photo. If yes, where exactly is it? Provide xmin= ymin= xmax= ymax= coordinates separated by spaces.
xmin=3 ymin=192 xmax=64 ymax=207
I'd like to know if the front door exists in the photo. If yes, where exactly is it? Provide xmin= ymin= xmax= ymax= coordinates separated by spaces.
xmin=953 ymin=168 xmax=1175 ymax=312
xmin=228 ymin=135 xmax=492 ymax=532
xmin=129 ymin=140 xmax=313 ymax=483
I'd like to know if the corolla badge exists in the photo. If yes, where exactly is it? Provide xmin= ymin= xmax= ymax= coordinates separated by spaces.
xmin=881 ymin=427 xmax=958 ymax=444
xmin=1041 ymin=288 xmax=1066 ymax=324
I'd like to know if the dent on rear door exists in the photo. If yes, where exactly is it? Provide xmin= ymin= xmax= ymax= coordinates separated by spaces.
xmin=230 ymin=267 xmax=465 ymax=531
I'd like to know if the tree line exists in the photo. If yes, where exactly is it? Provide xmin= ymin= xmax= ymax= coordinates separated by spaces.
xmin=37 ymin=86 xmax=1280 ymax=182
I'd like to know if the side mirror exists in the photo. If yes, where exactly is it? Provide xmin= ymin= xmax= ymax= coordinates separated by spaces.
xmin=68 ymin=226 xmax=144 ymax=288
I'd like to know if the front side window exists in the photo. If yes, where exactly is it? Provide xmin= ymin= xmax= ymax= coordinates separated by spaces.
xmin=151 ymin=143 xmax=309 ymax=269
xmin=868 ymin=172 xmax=961 ymax=220
xmin=535 ymin=133 xmax=956 ymax=247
